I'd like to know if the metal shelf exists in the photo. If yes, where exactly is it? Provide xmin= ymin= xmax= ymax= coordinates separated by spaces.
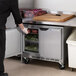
xmin=24 ymin=49 xmax=39 ymax=53
xmin=25 ymin=39 xmax=39 ymax=43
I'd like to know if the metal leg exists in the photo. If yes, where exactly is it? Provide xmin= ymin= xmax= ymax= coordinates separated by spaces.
xmin=21 ymin=54 xmax=23 ymax=63
xmin=20 ymin=32 xmax=24 ymax=63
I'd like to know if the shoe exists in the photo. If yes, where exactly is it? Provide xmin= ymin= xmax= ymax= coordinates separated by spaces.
xmin=0 ymin=73 xmax=8 ymax=76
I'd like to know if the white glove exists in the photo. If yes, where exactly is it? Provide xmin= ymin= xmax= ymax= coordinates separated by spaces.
xmin=22 ymin=28 xmax=28 ymax=34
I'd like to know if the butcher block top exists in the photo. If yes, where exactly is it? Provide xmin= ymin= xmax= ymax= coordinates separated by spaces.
xmin=33 ymin=14 xmax=75 ymax=22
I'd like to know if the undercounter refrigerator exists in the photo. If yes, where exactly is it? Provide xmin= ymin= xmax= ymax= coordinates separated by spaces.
xmin=21 ymin=24 xmax=72 ymax=69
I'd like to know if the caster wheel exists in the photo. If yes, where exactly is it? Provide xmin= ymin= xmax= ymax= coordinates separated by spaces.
xmin=59 ymin=64 xmax=65 ymax=70
xmin=23 ymin=58 xmax=30 ymax=64
xmin=72 ymin=68 xmax=74 ymax=71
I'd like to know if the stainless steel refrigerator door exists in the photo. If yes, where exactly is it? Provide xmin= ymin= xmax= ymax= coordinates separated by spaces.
xmin=5 ymin=28 xmax=21 ymax=58
xmin=39 ymin=27 xmax=62 ymax=60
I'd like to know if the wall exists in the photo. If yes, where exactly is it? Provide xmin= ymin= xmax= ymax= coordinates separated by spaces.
xmin=34 ymin=0 xmax=76 ymax=12
xmin=19 ymin=0 xmax=34 ymax=8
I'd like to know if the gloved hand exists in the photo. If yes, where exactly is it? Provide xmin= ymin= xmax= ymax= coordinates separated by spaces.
xmin=22 ymin=27 xmax=28 ymax=34
xmin=18 ymin=23 xmax=29 ymax=34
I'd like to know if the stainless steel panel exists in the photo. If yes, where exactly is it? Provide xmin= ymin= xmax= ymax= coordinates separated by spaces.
xmin=39 ymin=26 xmax=62 ymax=60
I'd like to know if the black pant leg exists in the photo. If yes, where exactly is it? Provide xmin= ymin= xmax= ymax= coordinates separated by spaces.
xmin=0 ymin=29 xmax=5 ymax=74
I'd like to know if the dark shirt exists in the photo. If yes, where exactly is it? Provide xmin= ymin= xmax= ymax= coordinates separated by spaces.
xmin=0 ymin=0 xmax=22 ymax=29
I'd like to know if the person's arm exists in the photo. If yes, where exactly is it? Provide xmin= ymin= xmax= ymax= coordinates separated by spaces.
xmin=10 ymin=0 xmax=28 ymax=34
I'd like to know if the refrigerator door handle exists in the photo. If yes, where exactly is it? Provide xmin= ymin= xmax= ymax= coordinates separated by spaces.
xmin=40 ymin=28 xmax=49 ymax=31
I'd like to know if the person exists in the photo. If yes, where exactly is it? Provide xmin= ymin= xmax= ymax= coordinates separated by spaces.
xmin=0 ymin=0 xmax=28 ymax=76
